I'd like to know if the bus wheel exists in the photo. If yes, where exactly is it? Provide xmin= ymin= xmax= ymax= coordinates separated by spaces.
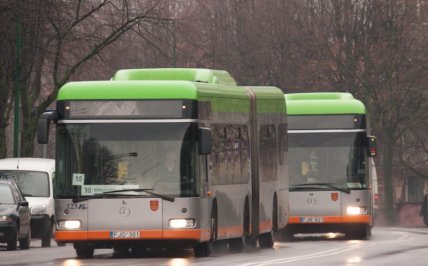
xmin=346 ymin=225 xmax=371 ymax=240
xmin=281 ymin=227 xmax=295 ymax=241
xmin=229 ymin=237 xmax=244 ymax=252
xmin=74 ymin=243 xmax=95 ymax=258
xmin=194 ymin=242 xmax=210 ymax=257
xmin=113 ymin=245 xmax=130 ymax=257
xmin=258 ymin=231 xmax=274 ymax=248
xmin=258 ymin=198 xmax=277 ymax=248
xmin=194 ymin=204 xmax=217 ymax=257
xmin=243 ymin=199 xmax=256 ymax=248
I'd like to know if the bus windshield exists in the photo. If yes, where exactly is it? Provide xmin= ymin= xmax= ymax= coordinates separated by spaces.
xmin=55 ymin=122 xmax=198 ymax=198
xmin=288 ymin=132 xmax=368 ymax=189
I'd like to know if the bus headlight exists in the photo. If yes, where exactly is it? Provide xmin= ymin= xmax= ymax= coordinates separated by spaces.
xmin=58 ymin=220 xmax=81 ymax=230
xmin=346 ymin=206 xmax=367 ymax=215
xmin=169 ymin=218 xmax=195 ymax=229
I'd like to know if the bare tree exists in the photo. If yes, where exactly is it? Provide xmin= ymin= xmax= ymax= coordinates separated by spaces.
xmin=301 ymin=0 xmax=428 ymax=223
xmin=0 ymin=1 xmax=16 ymax=157
xmin=9 ymin=0 xmax=172 ymax=157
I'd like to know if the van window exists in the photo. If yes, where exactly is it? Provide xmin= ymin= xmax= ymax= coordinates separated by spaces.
xmin=0 ymin=171 xmax=50 ymax=197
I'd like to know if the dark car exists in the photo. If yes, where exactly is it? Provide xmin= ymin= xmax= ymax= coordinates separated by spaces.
xmin=0 ymin=178 xmax=31 ymax=250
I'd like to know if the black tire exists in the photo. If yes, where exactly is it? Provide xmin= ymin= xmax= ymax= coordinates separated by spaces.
xmin=113 ymin=245 xmax=130 ymax=257
xmin=7 ymin=230 xmax=18 ymax=251
xmin=194 ymin=242 xmax=211 ymax=257
xmin=194 ymin=203 xmax=217 ymax=257
xmin=258 ymin=232 xmax=274 ymax=248
xmin=243 ymin=199 xmax=256 ymax=248
xmin=41 ymin=220 xmax=52 ymax=247
xmin=281 ymin=227 xmax=295 ymax=241
xmin=74 ymin=243 xmax=95 ymax=258
xmin=228 ymin=237 xmax=244 ymax=252
xmin=19 ymin=229 xmax=31 ymax=250
xmin=258 ymin=198 xmax=276 ymax=248
xmin=346 ymin=224 xmax=371 ymax=240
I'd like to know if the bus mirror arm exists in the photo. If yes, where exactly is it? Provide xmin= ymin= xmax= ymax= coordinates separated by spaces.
xmin=37 ymin=111 xmax=58 ymax=144
xmin=199 ymin=127 xmax=212 ymax=155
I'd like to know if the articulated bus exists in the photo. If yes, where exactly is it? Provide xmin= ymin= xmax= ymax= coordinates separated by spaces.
xmin=284 ymin=92 xmax=376 ymax=240
xmin=37 ymin=68 xmax=289 ymax=257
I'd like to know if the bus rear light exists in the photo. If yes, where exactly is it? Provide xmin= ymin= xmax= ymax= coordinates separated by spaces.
xmin=346 ymin=206 xmax=367 ymax=215
xmin=58 ymin=220 xmax=81 ymax=230
xmin=169 ymin=218 xmax=195 ymax=229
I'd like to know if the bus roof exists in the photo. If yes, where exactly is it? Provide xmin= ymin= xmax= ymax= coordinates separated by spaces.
xmin=58 ymin=68 xmax=239 ymax=100
xmin=112 ymin=68 xmax=237 ymax=86
xmin=57 ymin=80 xmax=200 ymax=100
xmin=285 ymin=92 xmax=366 ymax=115
xmin=57 ymin=82 xmax=285 ymax=113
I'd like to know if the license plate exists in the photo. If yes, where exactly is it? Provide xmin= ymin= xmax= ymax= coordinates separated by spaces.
xmin=110 ymin=231 xmax=140 ymax=238
xmin=300 ymin=217 xmax=324 ymax=223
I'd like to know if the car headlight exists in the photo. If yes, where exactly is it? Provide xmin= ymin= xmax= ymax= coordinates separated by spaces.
xmin=169 ymin=218 xmax=196 ymax=229
xmin=346 ymin=206 xmax=367 ymax=215
xmin=0 ymin=215 xmax=13 ymax=223
xmin=57 ymin=220 xmax=81 ymax=230
xmin=31 ymin=205 xmax=47 ymax=215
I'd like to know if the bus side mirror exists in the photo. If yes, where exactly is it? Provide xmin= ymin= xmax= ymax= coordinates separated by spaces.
xmin=367 ymin=136 xmax=377 ymax=157
xmin=199 ymin=127 xmax=212 ymax=155
xmin=37 ymin=111 xmax=57 ymax=144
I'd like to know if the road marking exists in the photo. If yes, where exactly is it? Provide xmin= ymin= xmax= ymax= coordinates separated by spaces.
xmin=237 ymin=231 xmax=412 ymax=265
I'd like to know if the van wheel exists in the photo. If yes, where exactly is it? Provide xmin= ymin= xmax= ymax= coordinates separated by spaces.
xmin=42 ymin=220 xmax=53 ymax=247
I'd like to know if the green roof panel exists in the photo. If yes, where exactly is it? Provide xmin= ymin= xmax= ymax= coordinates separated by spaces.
xmin=112 ymin=68 xmax=237 ymax=86
xmin=285 ymin=92 xmax=366 ymax=115
xmin=57 ymin=80 xmax=199 ymax=100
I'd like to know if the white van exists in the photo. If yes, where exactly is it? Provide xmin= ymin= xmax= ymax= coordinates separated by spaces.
xmin=0 ymin=158 xmax=55 ymax=247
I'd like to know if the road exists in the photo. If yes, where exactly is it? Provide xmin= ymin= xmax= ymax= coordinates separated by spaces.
xmin=1 ymin=227 xmax=428 ymax=266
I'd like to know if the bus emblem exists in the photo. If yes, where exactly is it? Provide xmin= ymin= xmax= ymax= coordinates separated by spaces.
xmin=150 ymin=200 xmax=159 ymax=211
xmin=119 ymin=206 xmax=131 ymax=216
xmin=331 ymin=192 xmax=339 ymax=201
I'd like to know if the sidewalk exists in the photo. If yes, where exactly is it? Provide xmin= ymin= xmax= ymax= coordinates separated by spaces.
xmin=375 ymin=203 xmax=426 ymax=227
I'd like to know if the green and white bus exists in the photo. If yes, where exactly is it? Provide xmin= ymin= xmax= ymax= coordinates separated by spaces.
xmin=284 ymin=92 xmax=376 ymax=240
xmin=38 ymin=68 xmax=289 ymax=257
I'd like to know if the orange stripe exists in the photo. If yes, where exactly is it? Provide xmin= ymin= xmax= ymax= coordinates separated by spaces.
xmin=259 ymin=220 xmax=273 ymax=233
xmin=216 ymin=220 xmax=273 ymax=239
xmin=55 ymin=229 xmax=206 ymax=242
xmin=288 ymin=215 xmax=371 ymax=224
xmin=217 ymin=225 xmax=243 ymax=239
xmin=342 ymin=215 xmax=371 ymax=223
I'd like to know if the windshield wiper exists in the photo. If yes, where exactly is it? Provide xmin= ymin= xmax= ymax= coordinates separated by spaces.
xmin=72 ymin=188 xmax=175 ymax=203
xmin=104 ymin=188 xmax=175 ymax=202
xmin=291 ymin=183 xmax=350 ymax=194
